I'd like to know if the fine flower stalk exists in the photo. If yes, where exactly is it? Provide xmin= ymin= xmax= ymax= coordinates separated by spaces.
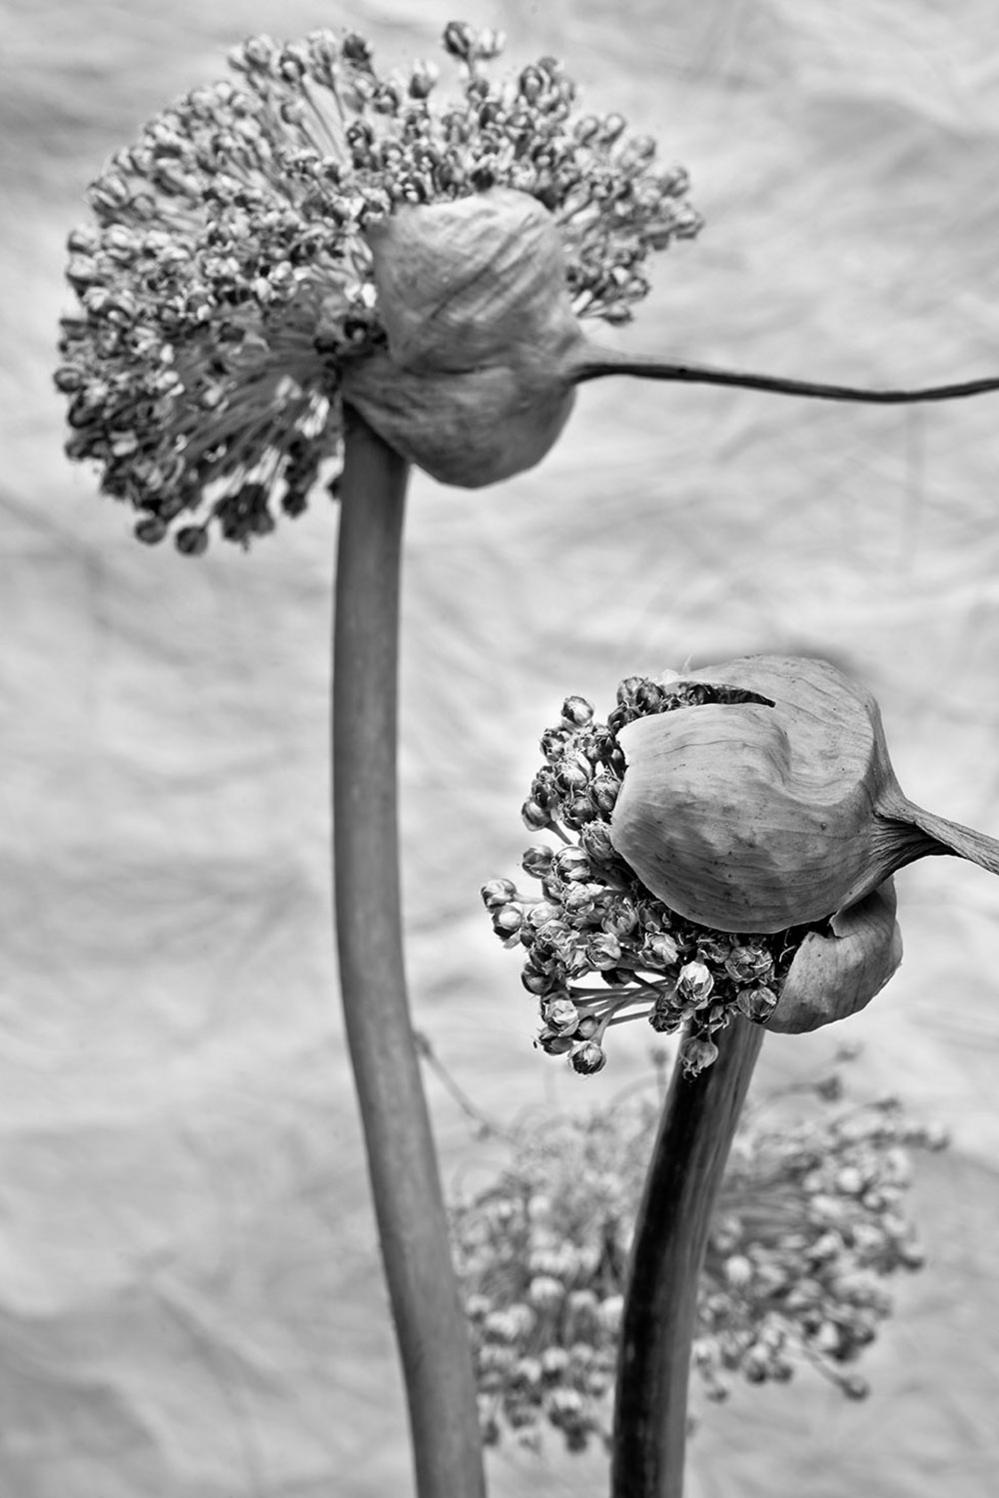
xmin=572 ymin=349 xmax=999 ymax=405
xmin=611 ymin=1016 xmax=766 ymax=1498
xmin=332 ymin=411 xmax=486 ymax=1498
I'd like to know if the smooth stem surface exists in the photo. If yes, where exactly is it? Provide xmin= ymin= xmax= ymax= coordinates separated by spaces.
xmin=572 ymin=348 xmax=999 ymax=404
xmin=611 ymin=1018 xmax=765 ymax=1498
xmin=332 ymin=413 xmax=486 ymax=1498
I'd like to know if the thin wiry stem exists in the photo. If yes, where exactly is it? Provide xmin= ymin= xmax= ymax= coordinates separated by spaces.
xmin=611 ymin=1017 xmax=765 ymax=1498
xmin=332 ymin=411 xmax=485 ymax=1498
xmin=572 ymin=348 xmax=999 ymax=404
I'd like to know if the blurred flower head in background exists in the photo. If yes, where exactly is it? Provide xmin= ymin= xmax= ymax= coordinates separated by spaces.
xmin=56 ymin=22 xmax=700 ymax=552
xmin=451 ymin=1055 xmax=946 ymax=1454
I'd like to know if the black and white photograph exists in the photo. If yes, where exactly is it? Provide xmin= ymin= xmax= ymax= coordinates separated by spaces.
xmin=4 ymin=2 xmax=999 ymax=1494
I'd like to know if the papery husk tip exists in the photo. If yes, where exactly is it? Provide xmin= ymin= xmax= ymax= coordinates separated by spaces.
xmin=905 ymin=805 xmax=999 ymax=878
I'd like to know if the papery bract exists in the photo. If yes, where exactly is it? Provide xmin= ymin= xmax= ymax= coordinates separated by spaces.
xmin=344 ymin=190 xmax=583 ymax=485
xmin=364 ymin=189 xmax=583 ymax=376
xmin=610 ymin=654 xmax=999 ymax=935
xmin=770 ymin=880 xmax=903 ymax=1033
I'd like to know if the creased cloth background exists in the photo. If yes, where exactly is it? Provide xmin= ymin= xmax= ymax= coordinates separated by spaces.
xmin=3 ymin=0 xmax=999 ymax=1494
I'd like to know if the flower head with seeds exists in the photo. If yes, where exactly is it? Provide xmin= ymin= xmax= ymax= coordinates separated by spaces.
xmin=482 ymin=676 xmax=814 ymax=1077
xmin=57 ymin=23 xmax=700 ymax=553
xmin=450 ymin=1057 xmax=945 ymax=1453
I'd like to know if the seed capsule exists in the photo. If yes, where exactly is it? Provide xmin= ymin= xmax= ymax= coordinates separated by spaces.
xmin=609 ymin=654 xmax=999 ymax=934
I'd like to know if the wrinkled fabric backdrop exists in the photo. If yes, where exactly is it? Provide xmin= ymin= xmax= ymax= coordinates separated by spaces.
xmin=3 ymin=0 xmax=999 ymax=1494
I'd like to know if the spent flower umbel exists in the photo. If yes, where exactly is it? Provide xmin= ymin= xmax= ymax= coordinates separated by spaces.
xmin=482 ymin=677 xmax=814 ymax=1076
xmin=57 ymin=23 xmax=700 ymax=552
xmin=450 ymin=1057 xmax=946 ymax=1453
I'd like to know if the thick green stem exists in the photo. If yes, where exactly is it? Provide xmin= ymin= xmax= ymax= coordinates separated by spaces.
xmin=611 ymin=1018 xmax=765 ymax=1498
xmin=332 ymin=412 xmax=486 ymax=1498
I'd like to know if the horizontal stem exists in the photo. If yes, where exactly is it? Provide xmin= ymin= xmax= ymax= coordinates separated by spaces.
xmin=572 ymin=347 xmax=999 ymax=405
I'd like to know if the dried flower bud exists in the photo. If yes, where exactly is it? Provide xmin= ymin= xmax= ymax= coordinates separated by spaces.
xmin=522 ymin=845 xmax=555 ymax=879
xmin=555 ymin=752 xmax=593 ymax=792
xmin=342 ymin=189 xmax=584 ymax=486
xmin=677 ymin=960 xmax=714 ymax=1006
xmin=522 ymin=798 xmax=551 ymax=831
xmin=492 ymin=905 xmax=524 ymax=940
xmin=528 ymin=1275 xmax=565 ymax=1309
xmin=735 ymin=984 xmax=779 ymax=1022
xmin=610 ymin=654 xmax=999 ymax=934
xmin=725 ymin=946 xmax=773 ymax=985
xmin=544 ymin=996 xmax=581 ymax=1036
xmin=481 ymin=877 xmax=517 ymax=910
xmin=174 ymin=525 xmax=208 ymax=557
xmin=724 ymin=1254 xmax=753 ymax=1288
xmin=561 ymin=695 xmax=594 ymax=727
xmin=579 ymin=821 xmax=615 ymax=862
xmin=562 ymin=884 xmax=596 ymax=919
xmin=525 ymin=900 xmax=563 ymax=930
xmin=134 ymin=515 xmax=168 ymax=545
xmin=601 ymin=898 xmax=638 ymax=939
xmin=679 ymin=1035 xmax=719 ymax=1075
xmin=543 ymin=724 xmax=575 ymax=758
xmin=586 ymin=932 xmax=622 ymax=970
xmin=408 ymin=59 xmax=439 ymax=98
xmin=590 ymin=774 xmax=620 ymax=814
xmin=536 ymin=1028 xmax=575 ymax=1055
xmin=442 ymin=21 xmax=476 ymax=60
xmin=570 ymin=1040 xmax=607 ymax=1075
xmin=564 ymin=792 xmax=598 ymax=825
xmin=553 ymin=847 xmax=591 ymax=883
xmin=523 ymin=966 xmax=559 ymax=997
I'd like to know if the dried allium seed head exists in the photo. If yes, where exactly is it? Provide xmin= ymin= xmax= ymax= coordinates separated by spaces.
xmin=58 ymin=23 xmax=700 ymax=550
xmin=451 ymin=1066 xmax=942 ymax=1450
xmin=484 ymin=674 xmax=838 ymax=1069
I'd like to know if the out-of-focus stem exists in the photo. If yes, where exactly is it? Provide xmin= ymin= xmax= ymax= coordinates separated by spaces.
xmin=611 ymin=1017 xmax=765 ymax=1498
xmin=332 ymin=411 xmax=486 ymax=1498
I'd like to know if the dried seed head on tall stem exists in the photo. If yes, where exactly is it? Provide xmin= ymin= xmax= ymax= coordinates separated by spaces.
xmin=56 ymin=22 xmax=700 ymax=551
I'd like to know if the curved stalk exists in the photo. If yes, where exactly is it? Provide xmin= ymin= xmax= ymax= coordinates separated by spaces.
xmin=611 ymin=1017 xmax=765 ymax=1498
xmin=332 ymin=411 xmax=485 ymax=1498
xmin=571 ymin=347 xmax=999 ymax=405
